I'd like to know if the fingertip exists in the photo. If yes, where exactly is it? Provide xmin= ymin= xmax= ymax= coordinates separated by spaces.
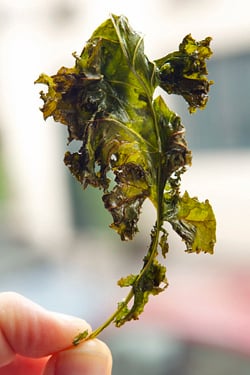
xmin=43 ymin=339 xmax=112 ymax=375
xmin=0 ymin=292 xmax=92 ymax=358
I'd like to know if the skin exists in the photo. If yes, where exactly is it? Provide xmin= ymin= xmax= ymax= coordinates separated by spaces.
xmin=0 ymin=292 xmax=112 ymax=375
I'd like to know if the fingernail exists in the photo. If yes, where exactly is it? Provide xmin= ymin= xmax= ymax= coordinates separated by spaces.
xmin=54 ymin=339 xmax=112 ymax=375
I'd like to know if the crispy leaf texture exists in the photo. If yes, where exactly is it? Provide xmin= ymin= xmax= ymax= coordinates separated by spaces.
xmin=155 ymin=34 xmax=213 ymax=113
xmin=36 ymin=15 xmax=216 ymax=329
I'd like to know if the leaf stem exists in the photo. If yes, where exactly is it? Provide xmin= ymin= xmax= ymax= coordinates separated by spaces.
xmin=87 ymin=289 xmax=134 ymax=340
xmin=73 ymin=219 xmax=161 ymax=345
xmin=87 ymin=223 xmax=161 ymax=341
xmin=85 ymin=167 xmax=164 ymax=341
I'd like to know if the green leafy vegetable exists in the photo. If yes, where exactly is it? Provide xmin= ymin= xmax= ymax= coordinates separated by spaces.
xmin=155 ymin=33 xmax=213 ymax=113
xmin=35 ymin=14 xmax=216 ymax=342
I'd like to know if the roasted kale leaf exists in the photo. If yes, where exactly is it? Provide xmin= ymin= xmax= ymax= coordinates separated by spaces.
xmin=35 ymin=14 xmax=216 ymax=336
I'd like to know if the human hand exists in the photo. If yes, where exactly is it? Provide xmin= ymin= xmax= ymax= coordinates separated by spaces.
xmin=0 ymin=292 xmax=112 ymax=375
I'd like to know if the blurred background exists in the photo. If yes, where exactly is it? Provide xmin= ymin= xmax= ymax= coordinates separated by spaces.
xmin=0 ymin=0 xmax=250 ymax=373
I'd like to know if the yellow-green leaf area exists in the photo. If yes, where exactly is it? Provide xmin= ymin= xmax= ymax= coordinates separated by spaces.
xmin=177 ymin=191 xmax=216 ymax=254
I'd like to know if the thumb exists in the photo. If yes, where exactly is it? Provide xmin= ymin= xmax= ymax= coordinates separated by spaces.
xmin=43 ymin=338 xmax=112 ymax=375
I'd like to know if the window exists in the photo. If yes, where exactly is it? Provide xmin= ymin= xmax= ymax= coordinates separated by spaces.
xmin=174 ymin=52 xmax=250 ymax=150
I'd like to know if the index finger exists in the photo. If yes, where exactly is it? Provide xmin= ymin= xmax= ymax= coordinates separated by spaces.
xmin=0 ymin=292 xmax=91 ymax=366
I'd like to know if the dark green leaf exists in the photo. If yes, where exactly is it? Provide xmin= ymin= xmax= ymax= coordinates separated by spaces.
xmin=159 ymin=229 xmax=169 ymax=258
xmin=115 ymin=258 xmax=168 ymax=327
xmin=155 ymin=34 xmax=213 ymax=113
xmin=35 ymin=14 xmax=216 ymax=332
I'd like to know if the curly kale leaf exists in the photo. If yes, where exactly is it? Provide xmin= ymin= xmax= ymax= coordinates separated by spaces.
xmin=35 ymin=14 xmax=216 ymax=332
xmin=36 ymin=15 xmax=158 ymax=240
xmin=155 ymin=34 xmax=213 ymax=113
xmin=164 ymin=190 xmax=216 ymax=254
